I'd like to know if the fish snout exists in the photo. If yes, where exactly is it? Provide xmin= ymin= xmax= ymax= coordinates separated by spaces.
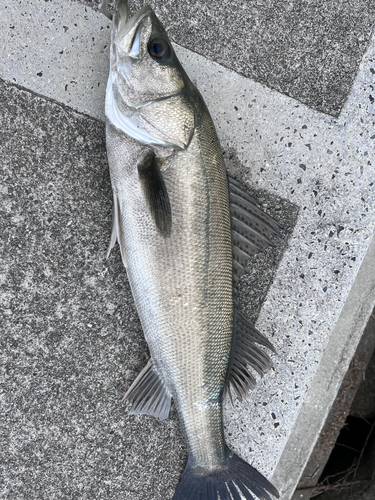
xmin=114 ymin=5 xmax=154 ymax=57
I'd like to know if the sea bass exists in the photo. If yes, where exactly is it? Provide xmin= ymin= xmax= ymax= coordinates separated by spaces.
xmin=102 ymin=1 xmax=280 ymax=498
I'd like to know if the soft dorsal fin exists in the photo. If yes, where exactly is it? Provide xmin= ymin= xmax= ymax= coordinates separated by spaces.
xmin=229 ymin=176 xmax=282 ymax=286
xmin=226 ymin=309 xmax=277 ymax=402
xmin=122 ymin=359 xmax=172 ymax=420
xmin=137 ymin=151 xmax=172 ymax=237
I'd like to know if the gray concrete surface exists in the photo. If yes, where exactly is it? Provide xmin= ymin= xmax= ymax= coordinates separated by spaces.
xmin=294 ymin=329 xmax=375 ymax=499
xmin=2 ymin=0 xmax=110 ymax=119
xmin=2 ymin=0 xmax=375 ymax=499
xmin=93 ymin=0 xmax=375 ymax=117
xmin=274 ymin=235 xmax=375 ymax=499
xmin=0 ymin=79 xmax=186 ymax=500
xmin=292 ymin=311 xmax=375 ymax=499
xmin=4 ymin=0 xmax=375 ymax=119
xmin=352 ymin=324 xmax=375 ymax=421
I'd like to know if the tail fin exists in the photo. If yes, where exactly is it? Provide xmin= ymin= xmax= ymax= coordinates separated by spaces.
xmin=173 ymin=449 xmax=279 ymax=500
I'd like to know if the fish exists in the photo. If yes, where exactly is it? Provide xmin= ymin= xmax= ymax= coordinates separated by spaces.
xmin=100 ymin=0 xmax=281 ymax=498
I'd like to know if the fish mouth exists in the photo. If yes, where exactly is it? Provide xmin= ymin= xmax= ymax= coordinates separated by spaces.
xmin=114 ymin=4 xmax=153 ymax=52
xmin=125 ymin=4 xmax=153 ymax=32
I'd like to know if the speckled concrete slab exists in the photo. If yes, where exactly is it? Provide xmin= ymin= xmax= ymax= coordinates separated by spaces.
xmin=1 ymin=0 xmax=375 ymax=499
xmin=1 ymin=0 xmax=110 ymax=119
xmin=4 ymin=0 xmax=375 ymax=118
xmin=85 ymin=0 xmax=375 ymax=117
xmin=0 ymin=80 xmax=187 ymax=500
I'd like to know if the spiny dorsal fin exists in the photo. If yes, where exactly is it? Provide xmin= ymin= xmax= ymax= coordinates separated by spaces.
xmin=123 ymin=359 xmax=172 ymax=420
xmin=229 ymin=176 xmax=282 ymax=286
xmin=226 ymin=309 xmax=277 ymax=402
xmin=229 ymin=177 xmax=281 ymax=234
xmin=137 ymin=151 xmax=172 ymax=237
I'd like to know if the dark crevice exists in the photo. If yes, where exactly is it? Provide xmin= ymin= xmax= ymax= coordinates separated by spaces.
xmin=311 ymin=342 xmax=375 ymax=499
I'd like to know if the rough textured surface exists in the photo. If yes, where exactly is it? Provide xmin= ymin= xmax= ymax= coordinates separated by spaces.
xmin=1 ymin=0 xmax=110 ymax=119
xmin=292 ymin=312 xmax=375 ymax=499
xmin=4 ymin=0 xmax=375 ymax=118
xmin=272 ymin=234 xmax=375 ymax=500
xmin=2 ymin=1 xmax=375 ymax=499
xmin=0 ymin=81 xmax=187 ymax=500
xmin=352 ymin=322 xmax=375 ymax=421
xmin=296 ymin=321 xmax=375 ymax=500
xmin=93 ymin=0 xmax=375 ymax=117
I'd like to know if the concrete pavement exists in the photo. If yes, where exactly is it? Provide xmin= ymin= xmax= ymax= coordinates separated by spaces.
xmin=1 ymin=1 xmax=375 ymax=499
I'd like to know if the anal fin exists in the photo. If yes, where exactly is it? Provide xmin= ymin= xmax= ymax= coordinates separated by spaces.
xmin=226 ymin=309 xmax=277 ymax=402
xmin=123 ymin=359 xmax=172 ymax=420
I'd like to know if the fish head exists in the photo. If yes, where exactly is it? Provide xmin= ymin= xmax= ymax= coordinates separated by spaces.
xmin=107 ymin=1 xmax=199 ymax=149
xmin=114 ymin=5 xmax=188 ymax=107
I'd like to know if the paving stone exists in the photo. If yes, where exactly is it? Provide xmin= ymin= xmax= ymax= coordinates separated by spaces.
xmin=0 ymin=79 xmax=187 ymax=500
xmin=84 ymin=0 xmax=375 ymax=117
xmin=1 ymin=1 xmax=375 ymax=499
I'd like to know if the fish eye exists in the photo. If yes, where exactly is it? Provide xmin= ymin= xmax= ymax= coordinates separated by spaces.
xmin=148 ymin=38 xmax=170 ymax=60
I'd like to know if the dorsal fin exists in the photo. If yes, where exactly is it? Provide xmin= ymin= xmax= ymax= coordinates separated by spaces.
xmin=226 ymin=309 xmax=277 ymax=402
xmin=229 ymin=176 xmax=282 ymax=286
xmin=229 ymin=177 xmax=281 ymax=233
xmin=123 ymin=359 xmax=172 ymax=420
xmin=137 ymin=150 xmax=172 ymax=237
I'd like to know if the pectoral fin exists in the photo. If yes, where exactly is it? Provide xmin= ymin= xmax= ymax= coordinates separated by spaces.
xmin=123 ymin=359 xmax=172 ymax=420
xmin=107 ymin=190 xmax=127 ymax=267
xmin=137 ymin=150 xmax=172 ymax=237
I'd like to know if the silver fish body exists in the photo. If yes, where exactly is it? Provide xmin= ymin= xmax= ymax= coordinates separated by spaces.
xmin=107 ymin=105 xmax=232 ymax=466
xmin=103 ymin=1 xmax=280 ymax=499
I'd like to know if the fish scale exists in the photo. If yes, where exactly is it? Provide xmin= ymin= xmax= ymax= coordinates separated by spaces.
xmin=102 ymin=0 xmax=280 ymax=498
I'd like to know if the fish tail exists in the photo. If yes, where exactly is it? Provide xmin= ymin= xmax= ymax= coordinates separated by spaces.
xmin=173 ymin=448 xmax=279 ymax=500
